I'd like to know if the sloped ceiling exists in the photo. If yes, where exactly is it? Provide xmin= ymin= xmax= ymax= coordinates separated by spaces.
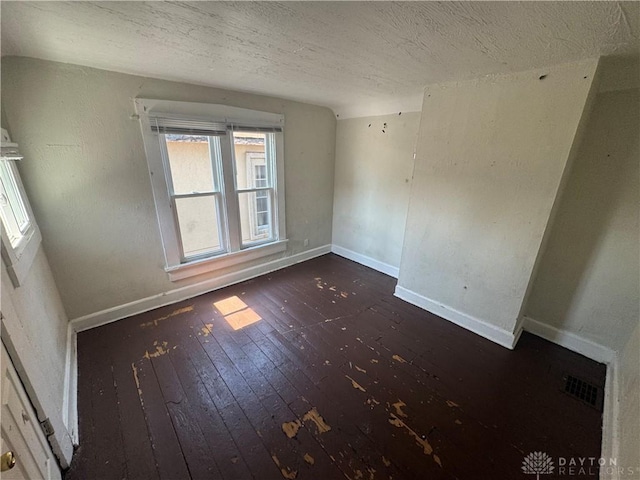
xmin=1 ymin=1 xmax=638 ymax=117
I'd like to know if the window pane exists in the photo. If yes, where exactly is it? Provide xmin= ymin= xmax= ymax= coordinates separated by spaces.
xmin=254 ymin=165 xmax=267 ymax=186
xmin=165 ymin=135 xmax=219 ymax=194
xmin=175 ymin=195 xmax=222 ymax=258
xmin=0 ymin=160 xmax=29 ymax=232
xmin=238 ymin=190 xmax=272 ymax=246
xmin=233 ymin=132 xmax=270 ymax=190
xmin=0 ymin=161 xmax=30 ymax=247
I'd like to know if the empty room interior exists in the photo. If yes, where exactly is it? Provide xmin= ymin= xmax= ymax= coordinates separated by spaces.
xmin=0 ymin=2 xmax=638 ymax=479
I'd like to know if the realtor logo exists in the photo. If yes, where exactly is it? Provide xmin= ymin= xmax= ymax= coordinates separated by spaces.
xmin=522 ymin=452 xmax=555 ymax=479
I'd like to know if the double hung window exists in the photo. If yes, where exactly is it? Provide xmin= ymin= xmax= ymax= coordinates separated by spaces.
xmin=136 ymin=100 xmax=286 ymax=280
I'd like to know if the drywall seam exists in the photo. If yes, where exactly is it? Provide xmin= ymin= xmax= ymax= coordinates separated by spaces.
xmin=522 ymin=316 xmax=615 ymax=364
xmin=516 ymin=58 xmax=602 ymax=333
xmin=331 ymin=244 xmax=399 ymax=278
xmin=394 ymin=286 xmax=522 ymax=349
xmin=70 ymin=244 xmax=331 ymax=332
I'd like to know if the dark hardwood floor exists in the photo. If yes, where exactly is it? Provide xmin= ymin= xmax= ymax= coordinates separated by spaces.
xmin=65 ymin=254 xmax=606 ymax=480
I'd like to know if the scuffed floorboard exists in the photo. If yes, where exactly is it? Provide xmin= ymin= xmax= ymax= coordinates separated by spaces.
xmin=65 ymin=254 xmax=605 ymax=480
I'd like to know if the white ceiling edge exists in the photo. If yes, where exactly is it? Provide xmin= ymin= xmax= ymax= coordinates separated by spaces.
xmin=334 ymin=92 xmax=425 ymax=120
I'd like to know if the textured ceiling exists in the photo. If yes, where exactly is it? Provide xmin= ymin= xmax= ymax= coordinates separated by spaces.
xmin=2 ymin=1 xmax=639 ymax=117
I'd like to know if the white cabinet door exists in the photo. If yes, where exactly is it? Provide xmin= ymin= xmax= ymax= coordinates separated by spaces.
xmin=1 ymin=343 xmax=61 ymax=480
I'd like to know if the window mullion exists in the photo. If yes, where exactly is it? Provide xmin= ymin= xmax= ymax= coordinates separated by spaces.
xmin=220 ymin=133 xmax=241 ymax=252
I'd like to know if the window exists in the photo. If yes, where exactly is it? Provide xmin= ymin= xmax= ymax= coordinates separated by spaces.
xmin=135 ymin=100 xmax=287 ymax=281
xmin=0 ymin=157 xmax=30 ymax=247
xmin=0 ymin=130 xmax=42 ymax=287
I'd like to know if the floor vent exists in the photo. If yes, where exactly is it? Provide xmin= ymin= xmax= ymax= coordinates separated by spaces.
xmin=563 ymin=375 xmax=602 ymax=411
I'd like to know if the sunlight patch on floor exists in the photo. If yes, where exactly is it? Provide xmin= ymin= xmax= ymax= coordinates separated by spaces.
xmin=214 ymin=295 xmax=262 ymax=330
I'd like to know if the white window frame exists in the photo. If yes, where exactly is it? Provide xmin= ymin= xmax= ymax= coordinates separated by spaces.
xmin=0 ymin=140 xmax=42 ymax=287
xmin=135 ymin=99 xmax=287 ymax=281
xmin=246 ymin=152 xmax=270 ymax=241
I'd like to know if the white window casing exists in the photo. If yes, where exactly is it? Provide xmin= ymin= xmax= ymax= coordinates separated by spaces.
xmin=135 ymin=99 xmax=287 ymax=281
xmin=0 ymin=131 xmax=42 ymax=287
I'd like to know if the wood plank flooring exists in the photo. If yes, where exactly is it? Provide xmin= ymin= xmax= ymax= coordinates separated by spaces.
xmin=65 ymin=254 xmax=606 ymax=480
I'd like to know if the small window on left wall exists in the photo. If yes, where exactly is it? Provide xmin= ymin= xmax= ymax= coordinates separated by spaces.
xmin=0 ymin=128 xmax=42 ymax=287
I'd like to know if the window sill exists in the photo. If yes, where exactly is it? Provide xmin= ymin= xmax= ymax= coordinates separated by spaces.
xmin=2 ymin=225 xmax=42 ymax=288
xmin=165 ymin=239 xmax=288 ymax=281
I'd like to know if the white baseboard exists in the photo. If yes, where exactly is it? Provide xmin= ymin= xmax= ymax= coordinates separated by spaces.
xmin=600 ymin=355 xmax=620 ymax=480
xmin=62 ymin=324 xmax=78 ymax=446
xmin=522 ymin=316 xmax=615 ymax=364
xmin=70 ymin=245 xmax=331 ymax=333
xmin=394 ymin=285 xmax=521 ymax=349
xmin=331 ymin=244 xmax=399 ymax=278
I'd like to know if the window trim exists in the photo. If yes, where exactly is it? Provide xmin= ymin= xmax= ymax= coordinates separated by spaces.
xmin=0 ymin=154 xmax=42 ymax=287
xmin=247 ymin=154 xmax=270 ymax=239
xmin=135 ymin=99 xmax=287 ymax=281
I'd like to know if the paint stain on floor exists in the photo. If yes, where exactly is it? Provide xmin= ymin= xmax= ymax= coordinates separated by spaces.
xmin=345 ymin=375 xmax=366 ymax=392
xmin=365 ymin=397 xmax=380 ymax=409
xmin=282 ymin=420 xmax=302 ymax=439
xmin=143 ymin=341 xmax=175 ymax=359
xmin=391 ymin=400 xmax=408 ymax=418
xmin=388 ymin=413 xmax=435 ymax=457
xmin=131 ymin=363 xmax=144 ymax=406
xmin=303 ymin=453 xmax=315 ymax=465
xmin=271 ymin=454 xmax=297 ymax=479
xmin=302 ymin=407 xmax=331 ymax=434
xmin=139 ymin=305 xmax=194 ymax=328
xmin=392 ymin=354 xmax=407 ymax=363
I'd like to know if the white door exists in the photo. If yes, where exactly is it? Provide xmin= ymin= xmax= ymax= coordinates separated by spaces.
xmin=0 ymin=343 xmax=61 ymax=480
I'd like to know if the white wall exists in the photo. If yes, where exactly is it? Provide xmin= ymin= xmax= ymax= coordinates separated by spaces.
xmin=1 ymin=56 xmax=336 ymax=321
xmin=332 ymin=112 xmax=420 ymax=273
xmin=396 ymin=59 xmax=599 ymax=346
xmin=525 ymin=88 xmax=639 ymax=353
xmin=1 ymin=248 xmax=73 ymax=466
